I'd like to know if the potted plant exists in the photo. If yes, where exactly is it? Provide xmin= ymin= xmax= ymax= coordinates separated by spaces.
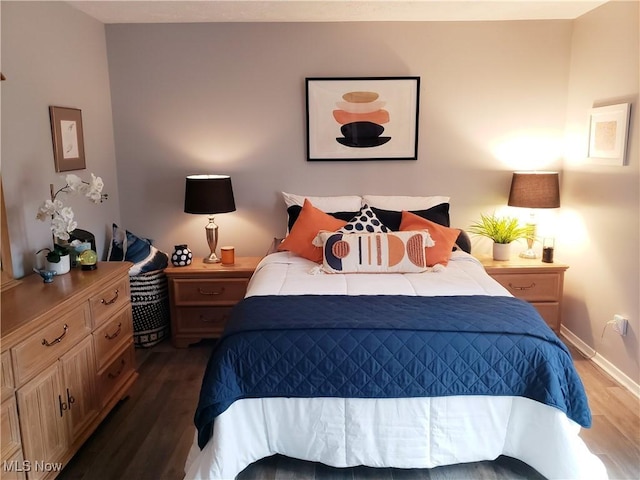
xmin=36 ymin=173 xmax=107 ymax=275
xmin=468 ymin=213 xmax=529 ymax=260
xmin=44 ymin=244 xmax=71 ymax=275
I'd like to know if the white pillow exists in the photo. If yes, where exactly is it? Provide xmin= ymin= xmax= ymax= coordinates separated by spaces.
xmin=361 ymin=195 xmax=450 ymax=211
xmin=282 ymin=192 xmax=362 ymax=213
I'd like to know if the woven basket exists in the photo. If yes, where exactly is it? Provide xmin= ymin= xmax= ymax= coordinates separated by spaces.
xmin=130 ymin=269 xmax=170 ymax=348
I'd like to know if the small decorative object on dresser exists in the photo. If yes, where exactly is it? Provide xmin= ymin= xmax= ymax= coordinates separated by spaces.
xmin=165 ymin=257 xmax=261 ymax=347
xmin=171 ymin=244 xmax=193 ymax=266
xmin=468 ymin=213 xmax=528 ymax=261
xmin=477 ymin=255 xmax=569 ymax=333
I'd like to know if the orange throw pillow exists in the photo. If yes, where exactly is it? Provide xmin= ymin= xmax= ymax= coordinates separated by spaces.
xmin=399 ymin=210 xmax=460 ymax=266
xmin=278 ymin=198 xmax=347 ymax=262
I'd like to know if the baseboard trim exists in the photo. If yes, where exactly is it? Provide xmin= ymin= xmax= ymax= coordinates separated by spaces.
xmin=561 ymin=325 xmax=640 ymax=400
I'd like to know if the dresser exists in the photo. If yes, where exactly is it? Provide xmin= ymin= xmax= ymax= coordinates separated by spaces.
xmin=478 ymin=255 xmax=569 ymax=333
xmin=165 ymin=257 xmax=261 ymax=348
xmin=0 ymin=263 xmax=137 ymax=480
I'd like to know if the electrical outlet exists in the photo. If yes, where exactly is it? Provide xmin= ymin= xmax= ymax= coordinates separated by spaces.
xmin=612 ymin=314 xmax=628 ymax=336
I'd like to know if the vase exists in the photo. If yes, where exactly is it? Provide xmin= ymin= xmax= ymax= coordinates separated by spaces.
xmin=46 ymin=254 xmax=71 ymax=275
xmin=492 ymin=243 xmax=511 ymax=261
xmin=171 ymin=244 xmax=193 ymax=266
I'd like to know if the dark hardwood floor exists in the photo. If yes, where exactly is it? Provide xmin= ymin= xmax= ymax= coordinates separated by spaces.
xmin=59 ymin=338 xmax=640 ymax=480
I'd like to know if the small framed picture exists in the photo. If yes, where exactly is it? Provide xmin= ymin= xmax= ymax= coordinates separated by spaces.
xmin=587 ymin=103 xmax=631 ymax=166
xmin=306 ymin=77 xmax=420 ymax=161
xmin=49 ymin=106 xmax=86 ymax=172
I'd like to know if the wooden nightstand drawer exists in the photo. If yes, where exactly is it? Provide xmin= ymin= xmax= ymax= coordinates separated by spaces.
xmin=478 ymin=255 xmax=568 ymax=333
xmin=166 ymin=257 xmax=261 ymax=347
xmin=489 ymin=272 xmax=561 ymax=302
xmin=11 ymin=304 xmax=91 ymax=387
xmin=174 ymin=306 xmax=232 ymax=335
xmin=172 ymin=278 xmax=249 ymax=306
xmin=93 ymin=307 xmax=134 ymax=371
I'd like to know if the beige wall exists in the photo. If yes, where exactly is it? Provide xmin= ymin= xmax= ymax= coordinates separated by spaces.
xmin=1 ymin=1 xmax=121 ymax=276
xmin=105 ymin=20 xmax=570 ymax=258
xmin=1 ymin=2 xmax=638 ymax=386
xmin=562 ymin=0 xmax=639 ymax=387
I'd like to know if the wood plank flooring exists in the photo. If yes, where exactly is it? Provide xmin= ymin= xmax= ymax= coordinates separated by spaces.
xmin=58 ymin=339 xmax=639 ymax=480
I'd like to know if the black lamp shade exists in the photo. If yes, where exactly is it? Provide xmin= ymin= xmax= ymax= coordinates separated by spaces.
xmin=508 ymin=172 xmax=560 ymax=209
xmin=184 ymin=175 xmax=236 ymax=214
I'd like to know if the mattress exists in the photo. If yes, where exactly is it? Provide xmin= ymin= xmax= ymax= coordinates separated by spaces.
xmin=184 ymin=251 xmax=607 ymax=480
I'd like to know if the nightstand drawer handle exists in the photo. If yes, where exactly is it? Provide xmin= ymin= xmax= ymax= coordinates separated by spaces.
xmin=42 ymin=324 xmax=68 ymax=346
xmin=105 ymin=322 xmax=122 ymax=340
xmin=509 ymin=282 xmax=536 ymax=291
xmin=199 ymin=314 xmax=230 ymax=323
xmin=101 ymin=289 xmax=119 ymax=305
xmin=198 ymin=287 xmax=225 ymax=296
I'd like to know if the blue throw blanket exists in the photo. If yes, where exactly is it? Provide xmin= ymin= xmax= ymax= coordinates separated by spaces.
xmin=194 ymin=295 xmax=591 ymax=449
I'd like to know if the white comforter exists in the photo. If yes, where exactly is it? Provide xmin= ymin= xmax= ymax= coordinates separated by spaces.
xmin=184 ymin=251 xmax=607 ymax=480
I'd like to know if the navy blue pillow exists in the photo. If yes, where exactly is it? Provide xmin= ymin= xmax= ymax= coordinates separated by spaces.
xmin=286 ymin=205 xmax=359 ymax=232
xmin=107 ymin=223 xmax=168 ymax=275
xmin=370 ymin=203 xmax=451 ymax=230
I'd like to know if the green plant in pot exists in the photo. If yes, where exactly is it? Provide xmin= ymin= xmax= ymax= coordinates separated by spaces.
xmin=44 ymin=244 xmax=71 ymax=275
xmin=468 ymin=213 xmax=528 ymax=260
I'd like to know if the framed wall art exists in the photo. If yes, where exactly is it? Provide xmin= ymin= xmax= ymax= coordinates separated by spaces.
xmin=49 ymin=106 xmax=86 ymax=172
xmin=306 ymin=76 xmax=420 ymax=161
xmin=586 ymin=103 xmax=631 ymax=166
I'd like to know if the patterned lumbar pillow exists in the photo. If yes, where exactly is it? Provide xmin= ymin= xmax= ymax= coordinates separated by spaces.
xmin=338 ymin=204 xmax=389 ymax=234
xmin=314 ymin=230 xmax=434 ymax=273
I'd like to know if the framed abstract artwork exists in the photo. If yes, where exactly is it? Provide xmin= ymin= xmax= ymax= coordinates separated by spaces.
xmin=586 ymin=103 xmax=631 ymax=166
xmin=306 ymin=77 xmax=420 ymax=161
xmin=49 ymin=106 xmax=86 ymax=172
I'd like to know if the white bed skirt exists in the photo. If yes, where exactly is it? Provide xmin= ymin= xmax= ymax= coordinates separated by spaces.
xmin=184 ymin=395 xmax=607 ymax=480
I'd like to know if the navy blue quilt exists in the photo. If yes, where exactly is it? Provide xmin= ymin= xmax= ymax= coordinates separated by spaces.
xmin=194 ymin=295 xmax=591 ymax=449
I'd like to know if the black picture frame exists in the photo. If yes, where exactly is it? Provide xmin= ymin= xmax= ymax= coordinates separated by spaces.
xmin=306 ymin=76 xmax=420 ymax=161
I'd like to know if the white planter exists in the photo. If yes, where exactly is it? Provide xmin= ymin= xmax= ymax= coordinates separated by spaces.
xmin=492 ymin=243 xmax=511 ymax=261
xmin=46 ymin=254 xmax=71 ymax=275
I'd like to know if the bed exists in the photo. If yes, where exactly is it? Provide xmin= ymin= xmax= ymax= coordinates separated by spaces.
xmin=183 ymin=194 xmax=607 ymax=480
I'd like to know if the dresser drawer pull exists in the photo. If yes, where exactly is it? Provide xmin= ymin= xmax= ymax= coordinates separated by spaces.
xmin=100 ymin=289 xmax=120 ymax=305
xmin=108 ymin=359 xmax=126 ymax=379
xmin=198 ymin=287 xmax=225 ymax=296
xmin=508 ymin=282 xmax=536 ymax=291
xmin=58 ymin=394 xmax=68 ymax=417
xmin=42 ymin=324 xmax=68 ymax=347
xmin=104 ymin=322 xmax=122 ymax=340
xmin=67 ymin=388 xmax=76 ymax=410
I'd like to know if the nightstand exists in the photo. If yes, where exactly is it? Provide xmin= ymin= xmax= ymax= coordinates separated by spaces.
xmin=477 ymin=255 xmax=569 ymax=333
xmin=164 ymin=257 xmax=262 ymax=347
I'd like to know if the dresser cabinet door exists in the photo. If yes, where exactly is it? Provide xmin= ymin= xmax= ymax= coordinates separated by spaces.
xmin=16 ymin=365 xmax=68 ymax=480
xmin=59 ymin=336 xmax=99 ymax=441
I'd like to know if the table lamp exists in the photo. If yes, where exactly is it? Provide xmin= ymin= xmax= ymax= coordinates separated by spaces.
xmin=184 ymin=174 xmax=236 ymax=263
xmin=507 ymin=171 xmax=560 ymax=259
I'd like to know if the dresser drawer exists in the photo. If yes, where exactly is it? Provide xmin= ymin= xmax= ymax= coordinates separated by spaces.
xmin=1 ymin=396 xmax=21 ymax=459
xmin=490 ymin=272 xmax=561 ymax=302
xmin=172 ymin=278 xmax=248 ymax=306
xmin=98 ymin=342 xmax=135 ymax=408
xmin=174 ymin=306 xmax=232 ymax=335
xmin=89 ymin=276 xmax=131 ymax=328
xmin=93 ymin=308 xmax=134 ymax=371
xmin=532 ymin=302 xmax=561 ymax=332
xmin=11 ymin=304 xmax=91 ymax=387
